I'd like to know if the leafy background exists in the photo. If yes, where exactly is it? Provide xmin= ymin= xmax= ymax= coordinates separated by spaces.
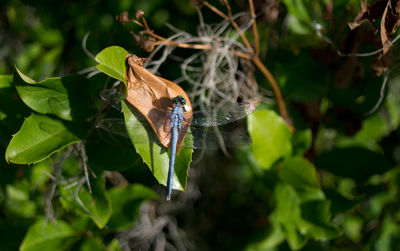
xmin=1 ymin=0 xmax=400 ymax=250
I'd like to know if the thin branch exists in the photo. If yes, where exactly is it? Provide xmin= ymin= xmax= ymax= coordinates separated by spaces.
xmin=252 ymin=57 xmax=293 ymax=130
xmin=204 ymin=1 xmax=254 ymax=53
xmin=140 ymin=30 xmax=253 ymax=59
xmin=248 ymin=0 xmax=259 ymax=56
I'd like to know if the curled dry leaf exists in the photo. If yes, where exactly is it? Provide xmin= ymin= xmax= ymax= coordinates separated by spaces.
xmin=116 ymin=11 xmax=130 ymax=24
xmin=348 ymin=0 xmax=400 ymax=75
xmin=124 ymin=54 xmax=193 ymax=153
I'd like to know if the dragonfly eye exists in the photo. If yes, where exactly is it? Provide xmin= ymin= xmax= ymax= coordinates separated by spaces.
xmin=172 ymin=95 xmax=186 ymax=105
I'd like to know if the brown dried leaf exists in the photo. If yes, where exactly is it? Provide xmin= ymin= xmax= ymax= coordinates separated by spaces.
xmin=348 ymin=0 xmax=388 ymax=30
xmin=348 ymin=0 xmax=400 ymax=75
xmin=124 ymin=54 xmax=193 ymax=153
xmin=380 ymin=0 xmax=400 ymax=52
xmin=372 ymin=0 xmax=400 ymax=75
xmin=116 ymin=11 xmax=130 ymax=24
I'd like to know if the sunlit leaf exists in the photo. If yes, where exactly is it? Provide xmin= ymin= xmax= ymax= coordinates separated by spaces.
xmin=279 ymin=156 xmax=319 ymax=189
xmin=5 ymin=113 xmax=87 ymax=164
xmin=95 ymin=46 xmax=128 ymax=83
xmin=20 ymin=219 xmax=76 ymax=251
xmin=14 ymin=67 xmax=95 ymax=121
xmin=274 ymin=183 xmax=306 ymax=249
xmin=248 ymin=109 xmax=292 ymax=169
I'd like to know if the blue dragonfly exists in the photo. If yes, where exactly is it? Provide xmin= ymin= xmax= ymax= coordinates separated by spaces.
xmin=98 ymin=89 xmax=255 ymax=200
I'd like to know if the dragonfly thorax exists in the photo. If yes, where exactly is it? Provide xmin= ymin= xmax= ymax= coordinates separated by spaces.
xmin=170 ymin=102 xmax=184 ymax=129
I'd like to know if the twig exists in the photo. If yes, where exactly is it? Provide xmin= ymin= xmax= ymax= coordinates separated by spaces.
xmin=203 ymin=1 xmax=292 ymax=128
xmin=78 ymin=142 xmax=96 ymax=194
xmin=45 ymin=147 xmax=73 ymax=224
xmin=140 ymin=29 xmax=252 ymax=59
xmin=252 ymin=57 xmax=293 ymax=130
xmin=206 ymin=0 xmax=254 ymax=53
xmin=130 ymin=2 xmax=293 ymax=129
xmin=248 ymin=0 xmax=259 ymax=56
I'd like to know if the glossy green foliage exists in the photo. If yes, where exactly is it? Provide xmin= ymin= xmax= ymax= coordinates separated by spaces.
xmin=20 ymin=219 xmax=76 ymax=251
xmin=14 ymin=67 xmax=95 ymax=121
xmin=95 ymin=46 xmax=128 ymax=83
xmin=248 ymin=109 xmax=292 ymax=169
xmin=5 ymin=113 xmax=86 ymax=164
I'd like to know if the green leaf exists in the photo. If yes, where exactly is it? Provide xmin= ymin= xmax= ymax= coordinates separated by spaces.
xmin=60 ymin=174 xmax=111 ymax=229
xmin=275 ymin=183 xmax=301 ymax=224
xmin=122 ymin=101 xmax=193 ymax=192
xmin=274 ymin=183 xmax=307 ymax=249
xmin=14 ymin=67 xmax=95 ymax=121
xmin=20 ymin=218 xmax=76 ymax=251
xmin=5 ymin=113 xmax=87 ymax=164
xmin=80 ymin=237 xmax=106 ymax=251
xmin=292 ymin=129 xmax=312 ymax=155
xmin=79 ymin=237 xmax=122 ymax=251
xmin=95 ymin=46 xmax=129 ymax=83
xmin=273 ymin=182 xmax=339 ymax=248
xmin=324 ymin=188 xmax=359 ymax=214
xmin=299 ymin=200 xmax=341 ymax=240
xmin=248 ymin=109 xmax=292 ymax=169
xmin=374 ymin=215 xmax=400 ymax=251
xmin=315 ymin=147 xmax=393 ymax=182
xmin=279 ymin=156 xmax=320 ymax=189
xmin=108 ymin=184 xmax=157 ymax=230
xmin=0 ymin=75 xmax=13 ymax=88
xmin=107 ymin=239 xmax=122 ymax=251
xmin=0 ymin=74 xmax=30 ymax=129
xmin=342 ymin=216 xmax=363 ymax=242
xmin=245 ymin=213 xmax=285 ymax=251
xmin=5 ymin=182 xmax=37 ymax=217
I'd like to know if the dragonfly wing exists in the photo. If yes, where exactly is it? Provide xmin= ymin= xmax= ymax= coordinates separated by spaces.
xmin=190 ymin=127 xmax=252 ymax=149
xmin=101 ymin=89 xmax=255 ymax=127
xmin=96 ymin=118 xmax=130 ymax=138
xmin=97 ymin=118 xmax=251 ymax=149
xmin=100 ymin=89 xmax=127 ymax=110
xmin=191 ymin=102 xmax=256 ymax=127
xmin=97 ymin=118 xmax=164 ymax=145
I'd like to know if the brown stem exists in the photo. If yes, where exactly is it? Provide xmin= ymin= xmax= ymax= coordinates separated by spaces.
xmin=203 ymin=1 xmax=254 ymax=53
xmin=252 ymin=57 xmax=293 ymax=130
xmin=248 ymin=0 xmax=259 ymax=56
xmin=144 ymin=31 xmax=253 ymax=59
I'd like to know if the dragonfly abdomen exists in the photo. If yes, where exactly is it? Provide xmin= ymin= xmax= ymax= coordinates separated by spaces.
xmin=167 ymin=103 xmax=184 ymax=200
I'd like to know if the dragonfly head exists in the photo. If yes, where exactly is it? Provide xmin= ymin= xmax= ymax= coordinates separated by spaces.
xmin=172 ymin=95 xmax=186 ymax=105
